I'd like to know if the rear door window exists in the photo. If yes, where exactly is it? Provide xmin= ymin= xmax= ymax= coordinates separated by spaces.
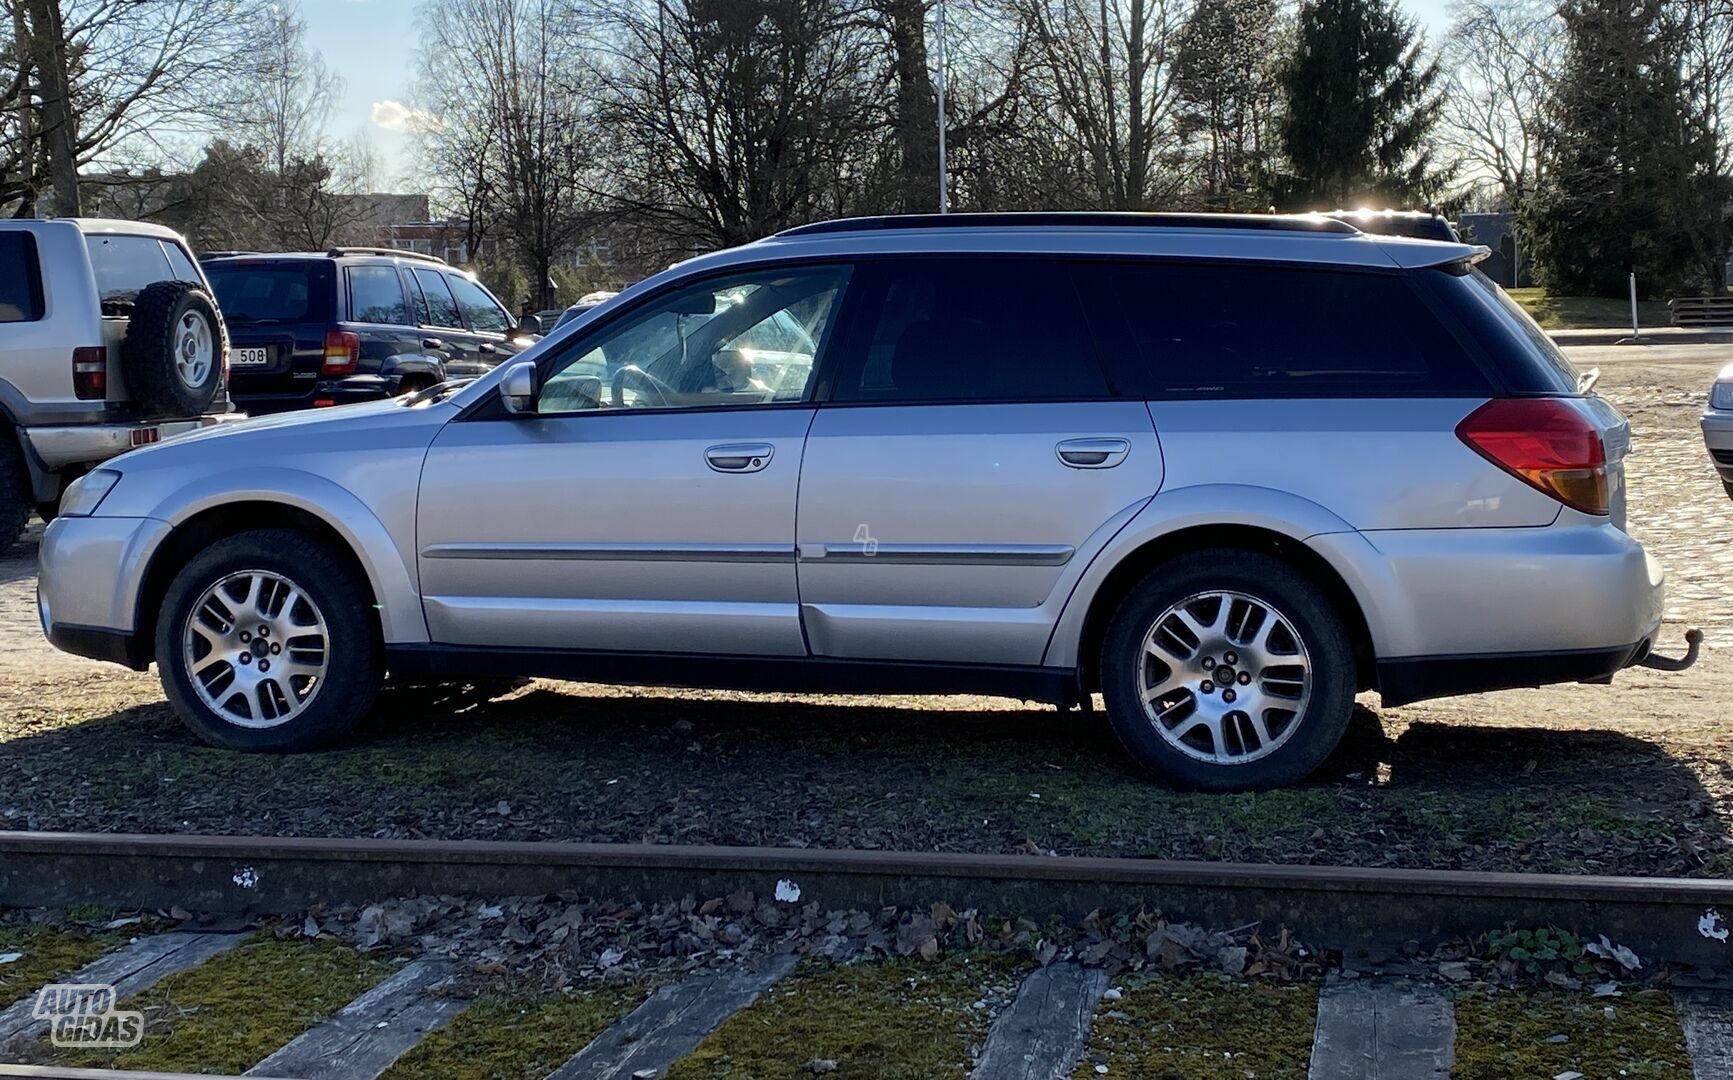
xmin=829 ymin=257 xmax=1110 ymax=403
xmin=0 ymin=233 xmax=44 ymax=323
xmin=412 ymin=268 xmax=463 ymax=328
xmin=1078 ymin=261 xmax=1494 ymax=398
xmin=348 ymin=265 xmax=410 ymax=325
xmin=205 ymin=262 xmax=330 ymax=324
xmin=445 ymin=274 xmax=510 ymax=332
xmin=85 ymin=234 xmax=176 ymax=303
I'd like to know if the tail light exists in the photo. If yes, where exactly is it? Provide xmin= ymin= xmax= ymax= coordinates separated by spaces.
xmin=72 ymin=346 xmax=107 ymax=400
xmin=321 ymin=329 xmax=361 ymax=377
xmin=1456 ymin=398 xmax=1610 ymax=515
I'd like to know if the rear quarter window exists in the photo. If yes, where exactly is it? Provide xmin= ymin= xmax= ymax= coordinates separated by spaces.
xmin=0 ymin=233 xmax=45 ymax=323
xmin=1080 ymin=260 xmax=1496 ymax=398
xmin=205 ymin=262 xmax=333 ymax=323
xmin=85 ymin=234 xmax=177 ymax=303
xmin=1414 ymin=266 xmax=1580 ymax=394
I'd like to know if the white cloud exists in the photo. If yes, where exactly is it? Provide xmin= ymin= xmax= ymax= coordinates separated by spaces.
xmin=371 ymin=100 xmax=441 ymax=134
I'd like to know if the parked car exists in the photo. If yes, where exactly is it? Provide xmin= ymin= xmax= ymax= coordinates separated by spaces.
xmin=37 ymin=212 xmax=1697 ymax=790
xmin=0 ymin=218 xmax=229 ymax=554
xmin=1316 ymin=208 xmax=1459 ymax=242
xmin=552 ymin=290 xmax=621 ymax=331
xmin=202 ymin=248 xmax=529 ymax=415
xmin=1700 ymin=363 xmax=1733 ymax=497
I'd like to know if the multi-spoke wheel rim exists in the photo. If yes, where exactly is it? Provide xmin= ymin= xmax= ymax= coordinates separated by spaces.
xmin=174 ymin=311 xmax=213 ymax=389
xmin=182 ymin=570 xmax=329 ymax=729
xmin=1136 ymin=590 xmax=1312 ymax=765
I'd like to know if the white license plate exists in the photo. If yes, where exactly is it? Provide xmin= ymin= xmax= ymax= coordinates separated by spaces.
xmin=233 ymin=347 xmax=270 ymax=367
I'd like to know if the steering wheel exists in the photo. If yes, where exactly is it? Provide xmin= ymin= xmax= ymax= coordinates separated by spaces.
xmin=610 ymin=364 xmax=678 ymax=407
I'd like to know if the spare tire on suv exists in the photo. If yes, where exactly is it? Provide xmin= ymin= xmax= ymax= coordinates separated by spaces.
xmin=123 ymin=280 xmax=225 ymax=417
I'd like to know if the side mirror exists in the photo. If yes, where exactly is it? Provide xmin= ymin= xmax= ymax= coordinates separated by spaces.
xmin=499 ymin=360 xmax=537 ymax=414
xmin=520 ymin=314 xmax=544 ymax=334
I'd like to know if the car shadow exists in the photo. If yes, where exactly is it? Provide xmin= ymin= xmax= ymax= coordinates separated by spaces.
xmin=2 ymin=682 xmax=1724 ymax=877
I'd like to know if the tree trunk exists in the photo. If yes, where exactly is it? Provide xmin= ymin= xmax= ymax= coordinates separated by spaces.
xmin=22 ymin=0 xmax=78 ymax=216
xmin=883 ymin=0 xmax=939 ymax=213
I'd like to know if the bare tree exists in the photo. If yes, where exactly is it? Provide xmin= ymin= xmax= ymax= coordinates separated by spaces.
xmin=420 ymin=0 xmax=600 ymax=304
xmin=242 ymin=2 xmax=342 ymax=175
xmin=1171 ymin=0 xmax=1284 ymax=207
xmin=577 ymin=0 xmax=884 ymax=251
xmin=1438 ymin=0 xmax=1559 ymax=210
xmin=1004 ymin=0 xmax=1189 ymax=209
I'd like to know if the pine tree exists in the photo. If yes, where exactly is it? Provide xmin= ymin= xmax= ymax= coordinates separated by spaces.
xmin=1276 ymin=0 xmax=1448 ymax=208
xmin=1173 ymin=0 xmax=1284 ymax=208
xmin=1523 ymin=0 xmax=1722 ymax=297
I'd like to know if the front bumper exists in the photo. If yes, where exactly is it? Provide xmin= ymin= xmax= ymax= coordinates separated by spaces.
xmin=1702 ymin=409 xmax=1733 ymax=480
xmin=37 ymin=514 xmax=169 ymax=669
xmin=21 ymin=415 xmax=222 ymax=470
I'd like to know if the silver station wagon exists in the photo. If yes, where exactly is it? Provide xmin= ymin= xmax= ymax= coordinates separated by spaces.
xmin=38 ymin=213 xmax=1694 ymax=791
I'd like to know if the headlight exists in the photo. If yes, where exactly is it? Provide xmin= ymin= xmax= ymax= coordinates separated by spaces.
xmin=1712 ymin=381 xmax=1733 ymax=411
xmin=59 ymin=469 xmax=121 ymax=517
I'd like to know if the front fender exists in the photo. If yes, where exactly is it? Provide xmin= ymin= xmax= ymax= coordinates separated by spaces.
xmin=1041 ymin=484 xmax=1362 ymax=669
xmin=131 ymin=467 xmax=427 ymax=644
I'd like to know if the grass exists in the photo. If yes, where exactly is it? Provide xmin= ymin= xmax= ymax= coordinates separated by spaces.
xmin=665 ymin=954 xmax=1027 ymax=1079
xmin=1452 ymin=988 xmax=1692 ymax=1079
xmin=382 ymin=986 xmax=644 ymax=1080
xmin=1076 ymin=971 xmax=1317 ymax=1078
xmin=0 ymin=926 xmax=120 ymax=1010
xmin=1506 ymin=288 xmax=1674 ymax=331
xmin=49 ymin=934 xmax=394 ymax=1073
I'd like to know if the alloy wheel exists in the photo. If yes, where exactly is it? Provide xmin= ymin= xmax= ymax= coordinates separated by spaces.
xmin=182 ymin=570 xmax=329 ymax=728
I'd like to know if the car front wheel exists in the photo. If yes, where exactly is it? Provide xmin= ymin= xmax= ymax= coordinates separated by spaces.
xmin=156 ymin=528 xmax=381 ymax=751
xmin=1100 ymin=549 xmax=1355 ymax=791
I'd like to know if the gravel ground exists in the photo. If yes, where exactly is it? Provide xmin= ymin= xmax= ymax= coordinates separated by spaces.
xmin=2 ymin=345 xmax=1731 ymax=876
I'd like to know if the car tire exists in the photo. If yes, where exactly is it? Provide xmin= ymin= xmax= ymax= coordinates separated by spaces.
xmin=0 ymin=431 xmax=28 ymax=557
xmin=1099 ymin=548 xmax=1355 ymax=792
xmin=155 ymin=528 xmax=382 ymax=751
xmin=124 ymin=280 xmax=225 ymax=418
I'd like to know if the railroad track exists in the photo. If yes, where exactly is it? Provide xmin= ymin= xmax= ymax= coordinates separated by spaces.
xmin=3 ymin=830 xmax=1733 ymax=968
xmin=6 ymin=831 xmax=1733 ymax=1078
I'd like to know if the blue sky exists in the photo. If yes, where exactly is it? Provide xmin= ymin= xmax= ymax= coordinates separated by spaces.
xmin=303 ymin=0 xmax=1457 ymax=191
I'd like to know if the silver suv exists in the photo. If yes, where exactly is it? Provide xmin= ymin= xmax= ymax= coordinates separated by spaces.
xmin=0 ymin=219 xmax=228 ymax=552
xmin=37 ymin=213 xmax=1691 ymax=791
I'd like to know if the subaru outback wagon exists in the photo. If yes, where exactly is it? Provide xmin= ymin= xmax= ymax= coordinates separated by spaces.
xmin=38 ymin=213 xmax=1693 ymax=791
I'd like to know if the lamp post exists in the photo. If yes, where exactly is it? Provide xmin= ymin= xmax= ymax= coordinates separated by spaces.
xmin=936 ymin=0 xmax=948 ymax=213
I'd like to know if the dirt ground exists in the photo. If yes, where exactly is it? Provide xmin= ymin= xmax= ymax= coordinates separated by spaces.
xmin=1 ymin=345 xmax=1730 ymax=877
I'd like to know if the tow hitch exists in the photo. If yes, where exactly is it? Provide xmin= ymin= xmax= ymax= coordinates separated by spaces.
xmin=1641 ymin=628 xmax=1704 ymax=672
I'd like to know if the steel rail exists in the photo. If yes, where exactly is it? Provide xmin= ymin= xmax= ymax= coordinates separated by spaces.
xmin=1 ymin=831 xmax=1729 ymax=966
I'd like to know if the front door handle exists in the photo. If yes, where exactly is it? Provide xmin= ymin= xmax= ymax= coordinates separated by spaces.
xmin=705 ymin=443 xmax=775 ymax=473
xmin=1056 ymin=437 xmax=1131 ymax=469
xmin=422 ymin=337 xmax=446 ymax=351
xmin=479 ymin=342 xmax=498 ymax=354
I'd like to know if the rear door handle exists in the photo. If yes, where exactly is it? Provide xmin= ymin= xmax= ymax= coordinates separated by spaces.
xmin=479 ymin=342 xmax=498 ymax=354
xmin=705 ymin=443 xmax=775 ymax=473
xmin=1056 ymin=437 xmax=1130 ymax=468
xmin=422 ymin=337 xmax=445 ymax=351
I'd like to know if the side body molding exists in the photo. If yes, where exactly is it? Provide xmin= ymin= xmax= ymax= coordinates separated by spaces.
xmin=135 ymin=467 xmax=429 ymax=644
xmin=1041 ymin=483 xmax=1380 ymax=669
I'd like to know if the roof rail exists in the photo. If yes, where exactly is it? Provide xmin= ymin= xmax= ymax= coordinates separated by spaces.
xmin=325 ymin=246 xmax=449 ymax=265
xmin=776 ymin=212 xmax=1360 ymax=238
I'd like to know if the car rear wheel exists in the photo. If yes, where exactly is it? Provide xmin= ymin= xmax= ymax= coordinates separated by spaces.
xmin=1099 ymin=549 xmax=1355 ymax=791
xmin=156 ymin=528 xmax=381 ymax=751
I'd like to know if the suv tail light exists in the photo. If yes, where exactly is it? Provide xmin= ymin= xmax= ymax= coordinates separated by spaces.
xmin=1456 ymin=398 xmax=1610 ymax=515
xmin=321 ymin=329 xmax=361 ymax=377
xmin=72 ymin=346 xmax=107 ymax=400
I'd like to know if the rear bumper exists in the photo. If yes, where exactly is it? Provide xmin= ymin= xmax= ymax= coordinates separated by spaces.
xmin=1311 ymin=520 xmax=1666 ymax=704
xmin=234 ymin=376 xmax=391 ymax=415
xmin=1376 ymin=640 xmax=1652 ymax=707
xmin=20 ymin=415 xmax=222 ymax=470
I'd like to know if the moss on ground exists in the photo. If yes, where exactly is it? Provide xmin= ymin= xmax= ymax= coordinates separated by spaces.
xmin=50 ymin=934 xmax=394 ymax=1074
xmin=0 ymin=927 xmax=117 ymax=1010
xmin=1452 ymin=988 xmax=1691 ymax=1079
xmin=382 ymin=986 xmax=644 ymax=1080
xmin=1504 ymin=288 xmax=1674 ymax=330
xmin=665 ymin=954 xmax=1026 ymax=1080
xmin=1076 ymin=972 xmax=1317 ymax=1079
